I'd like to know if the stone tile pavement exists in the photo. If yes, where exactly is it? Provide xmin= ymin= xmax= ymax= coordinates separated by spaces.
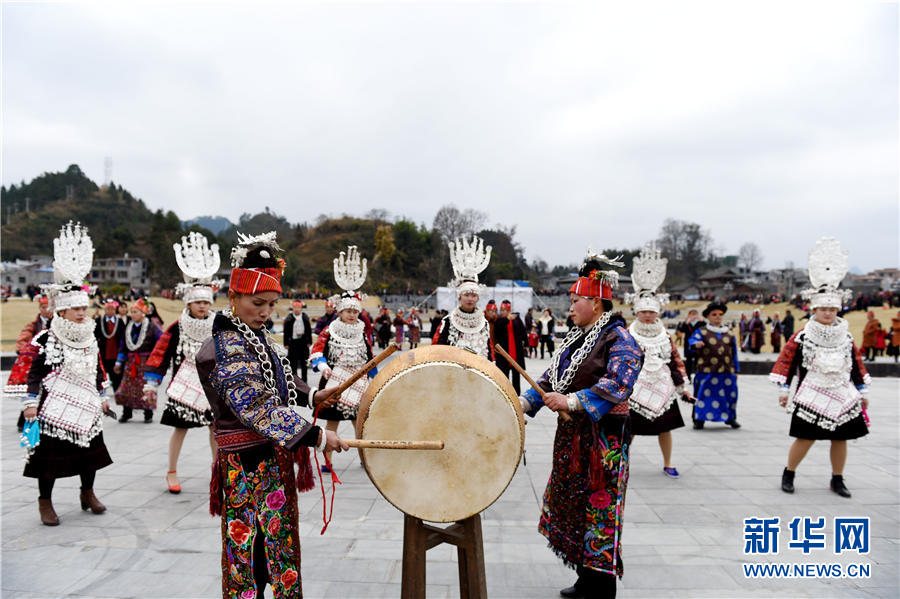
xmin=2 ymin=358 xmax=897 ymax=598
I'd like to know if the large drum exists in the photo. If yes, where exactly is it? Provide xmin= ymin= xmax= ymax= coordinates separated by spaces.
xmin=356 ymin=345 xmax=525 ymax=523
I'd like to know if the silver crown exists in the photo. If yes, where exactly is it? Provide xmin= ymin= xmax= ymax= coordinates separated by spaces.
xmin=625 ymin=242 xmax=669 ymax=312
xmin=333 ymin=246 xmax=367 ymax=293
xmin=52 ymin=221 xmax=94 ymax=285
xmin=802 ymin=237 xmax=851 ymax=309
xmin=449 ymin=236 xmax=492 ymax=285
xmin=174 ymin=231 xmax=221 ymax=283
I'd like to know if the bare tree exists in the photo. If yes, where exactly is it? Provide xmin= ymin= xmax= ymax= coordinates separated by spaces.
xmin=365 ymin=208 xmax=391 ymax=222
xmin=432 ymin=204 xmax=488 ymax=244
xmin=738 ymin=242 xmax=764 ymax=272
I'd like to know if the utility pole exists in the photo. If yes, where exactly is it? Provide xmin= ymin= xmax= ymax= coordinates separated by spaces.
xmin=25 ymin=197 xmax=30 ymax=213
xmin=104 ymin=157 xmax=113 ymax=186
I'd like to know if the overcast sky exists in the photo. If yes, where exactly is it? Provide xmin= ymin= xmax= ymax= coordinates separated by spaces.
xmin=3 ymin=1 xmax=897 ymax=272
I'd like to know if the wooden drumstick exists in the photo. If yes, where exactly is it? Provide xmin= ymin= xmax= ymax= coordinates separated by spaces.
xmin=345 ymin=439 xmax=444 ymax=450
xmin=494 ymin=344 xmax=572 ymax=422
xmin=331 ymin=343 xmax=400 ymax=396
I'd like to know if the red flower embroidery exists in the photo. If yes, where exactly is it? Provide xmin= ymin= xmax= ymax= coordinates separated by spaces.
xmin=267 ymin=516 xmax=281 ymax=536
xmin=227 ymin=519 xmax=252 ymax=546
xmin=280 ymin=568 xmax=298 ymax=589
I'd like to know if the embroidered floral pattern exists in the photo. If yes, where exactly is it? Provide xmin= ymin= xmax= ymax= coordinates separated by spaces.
xmin=221 ymin=451 xmax=303 ymax=598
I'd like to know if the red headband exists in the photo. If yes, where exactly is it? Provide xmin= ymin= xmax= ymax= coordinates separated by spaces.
xmin=569 ymin=277 xmax=612 ymax=299
xmin=230 ymin=267 xmax=283 ymax=294
xmin=500 ymin=300 xmax=512 ymax=308
xmin=131 ymin=299 xmax=150 ymax=314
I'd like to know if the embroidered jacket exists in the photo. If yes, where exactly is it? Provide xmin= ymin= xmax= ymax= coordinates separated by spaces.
xmin=196 ymin=314 xmax=320 ymax=450
xmin=521 ymin=314 xmax=643 ymax=421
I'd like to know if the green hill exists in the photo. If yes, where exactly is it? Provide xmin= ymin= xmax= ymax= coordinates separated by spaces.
xmin=1 ymin=165 xmax=532 ymax=293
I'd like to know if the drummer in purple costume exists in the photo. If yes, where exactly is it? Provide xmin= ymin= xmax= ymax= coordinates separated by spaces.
xmin=519 ymin=250 xmax=642 ymax=599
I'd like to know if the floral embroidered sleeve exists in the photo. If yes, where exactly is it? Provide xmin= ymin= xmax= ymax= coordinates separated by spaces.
xmin=573 ymin=327 xmax=643 ymax=421
xmin=15 ymin=321 xmax=37 ymax=353
xmin=212 ymin=330 xmax=314 ymax=449
xmin=309 ymin=330 xmax=330 ymax=371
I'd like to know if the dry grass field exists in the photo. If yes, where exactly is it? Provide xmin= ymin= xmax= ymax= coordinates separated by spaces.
xmin=1 ymin=295 xmax=892 ymax=354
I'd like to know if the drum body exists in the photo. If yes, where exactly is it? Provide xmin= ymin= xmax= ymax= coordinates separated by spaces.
xmin=357 ymin=345 xmax=524 ymax=523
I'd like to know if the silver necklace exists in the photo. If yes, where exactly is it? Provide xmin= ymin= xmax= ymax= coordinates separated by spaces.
xmin=225 ymin=310 xmax=298 ymax=406
xmin=548 ymin=311 xmax=613 ymax=393
xmin=178 ymin=309 xmax=214 ymax=361
xmin=98 ymin=316 xmax=120 ymax=339
xmin=449 ymin=307 xmax=486 ymax=335
xmin=124 ymin=320 xmax=149 ymax=351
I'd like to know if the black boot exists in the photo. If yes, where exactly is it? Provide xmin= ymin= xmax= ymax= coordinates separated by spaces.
xmin=781 ymin=468 xmax=795 ymax=494
xmin=693 ymin=420 xmax=704 ymax=430
xmin=726 ymin=420 xmax=741 ymax=429
xmin=560 ymin=584 xmax=584 ymax=599
xmin=143 ymin=409 xmax=153 ymax=423
xmin=830 ymin=475 xmax=852 ymax=498
xmin=118 ymin=407 xmax=132 ymax=423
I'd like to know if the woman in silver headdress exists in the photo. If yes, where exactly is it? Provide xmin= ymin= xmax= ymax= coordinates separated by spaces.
xmin=22 ymin=223 xmax=111 ymax=526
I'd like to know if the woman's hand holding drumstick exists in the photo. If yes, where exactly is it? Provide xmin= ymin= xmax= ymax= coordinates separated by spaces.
xmin=495 ymin=344 xmax=572 ymax=422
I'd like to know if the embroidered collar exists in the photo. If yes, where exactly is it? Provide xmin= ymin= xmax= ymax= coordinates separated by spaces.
xmin=706 ymin=323 xmax=730 ymax=334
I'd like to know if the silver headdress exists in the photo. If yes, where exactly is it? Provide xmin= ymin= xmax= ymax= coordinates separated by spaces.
xmin=333 ymin=246 xmax=367 ymax=312
xmin=230 ymin=231 xmax=282 ymax=268
xmin=580 ymin=246 xmax=624 ymax=290
xmin=44 ymin=221 xmax=94 ymax=312
xmin=174 ymin=231 xmax=223 ymax=305
xmin=448 ymin=235 xmax=492 ymax=298
xmin=625 ymin=242 xmax=669 ymax=314
xmin=801 ymin=237 xmax=851 ymax=309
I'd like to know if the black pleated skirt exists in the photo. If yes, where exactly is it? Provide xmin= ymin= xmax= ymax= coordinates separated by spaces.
xmin=23 ymin=432 xmax=113 ymax=479
xmin=789 ymin=410 xmax=869 ymax=440
xmin=630 ymin=400 xmax=685 ymax=436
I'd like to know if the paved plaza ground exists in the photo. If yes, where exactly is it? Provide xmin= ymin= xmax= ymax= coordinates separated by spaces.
xmin=1 ymin=357 xmax=898 ymax=598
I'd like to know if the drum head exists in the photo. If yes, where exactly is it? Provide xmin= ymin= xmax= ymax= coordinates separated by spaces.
xmin=357 ymin=345 xmax=524 ymax=523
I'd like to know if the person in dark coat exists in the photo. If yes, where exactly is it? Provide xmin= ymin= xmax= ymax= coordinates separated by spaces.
xmin=94 ymin=299 xmax=125 ymax=391
xmin=782 ymin=310 xmax=795 ymax=339
xmin=494 ymin=300 xmax=528 ymax=393
xmin=283 ymin=300 xmax=312 ymax=383
xmin=676 ymin=309 xmax=704 ymax=380
xmin=375 ymin=307 xmax=393 ymax=349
